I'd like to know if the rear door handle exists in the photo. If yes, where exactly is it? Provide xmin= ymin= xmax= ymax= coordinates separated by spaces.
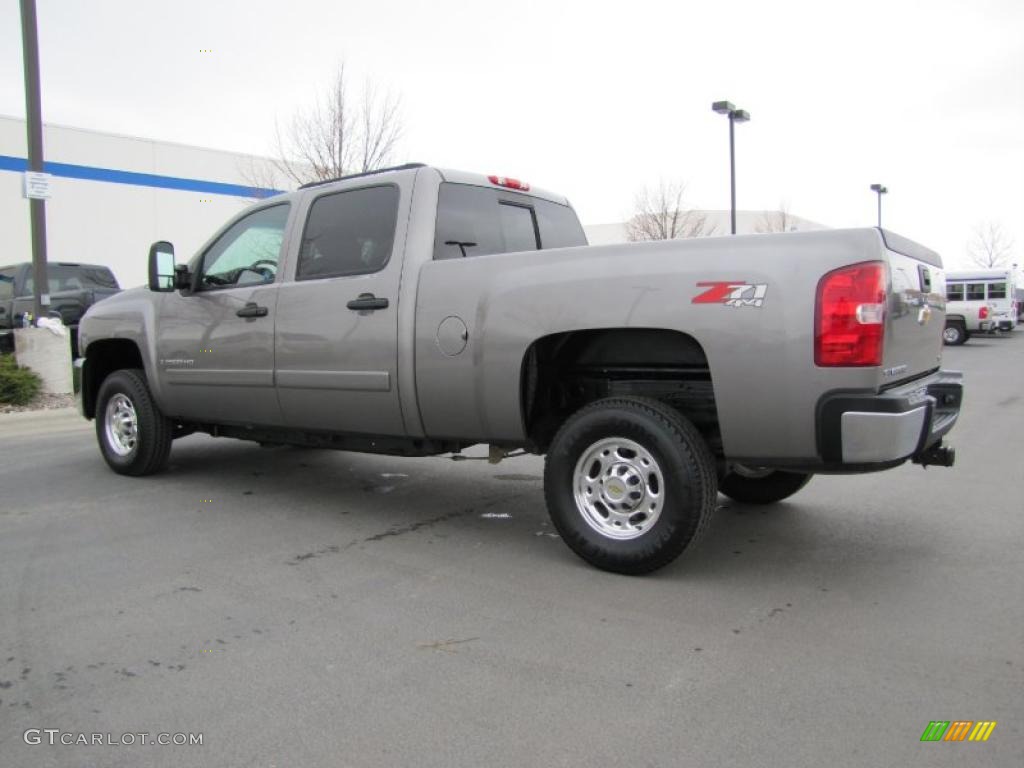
xmin=347 ymin=294 xmax=389 ymax=311
xmin=236 ymin=302 xmax=269 ymax=318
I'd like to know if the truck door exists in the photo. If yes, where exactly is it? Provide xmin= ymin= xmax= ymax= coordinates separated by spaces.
xmin=274 ymin=183 xmax=407 ymax=435
xmin=156 ymin=202 xmax=292 ymax=425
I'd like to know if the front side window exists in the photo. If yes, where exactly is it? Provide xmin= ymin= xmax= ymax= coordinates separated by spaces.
xmin=199 ymin=204 xmax=290 ymax=290
xmin=297 ymin=185 xmax=399 ymax=280
xmin=966 ymin=283 xmax=985 ymax=301
xmin=946 ymin=283 xmax=964 ymax=301
xmin=988 ymin=282 xmax=1007 ymax=299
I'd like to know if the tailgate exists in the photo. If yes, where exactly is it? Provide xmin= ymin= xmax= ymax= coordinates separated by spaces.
xmin=880 ymin=230 xmax=945 ymax=385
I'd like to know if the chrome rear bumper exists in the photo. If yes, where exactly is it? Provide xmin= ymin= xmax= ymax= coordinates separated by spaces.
xmin=818 ymin=370 xmax=963 ymax=466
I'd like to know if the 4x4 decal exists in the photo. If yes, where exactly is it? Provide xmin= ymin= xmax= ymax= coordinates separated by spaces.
xmin=692 ymin=281 xmax=768 ymax=308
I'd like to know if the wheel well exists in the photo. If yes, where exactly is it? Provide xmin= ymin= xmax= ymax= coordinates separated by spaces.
xmin=81 ymin=339 xmax=144 ymax=418
xmin=521 ymin=329 xmax=720 ymax=454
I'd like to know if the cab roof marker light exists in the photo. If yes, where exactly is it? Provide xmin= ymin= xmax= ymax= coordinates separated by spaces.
xmin=488 ymin=175 xmax=530 ymax=192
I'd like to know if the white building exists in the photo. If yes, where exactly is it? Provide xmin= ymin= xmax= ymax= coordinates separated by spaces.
xmin=1 ymin=115 xmax=283 ymax=288
xmin=584 ymin=210 xmax=827 ymax=245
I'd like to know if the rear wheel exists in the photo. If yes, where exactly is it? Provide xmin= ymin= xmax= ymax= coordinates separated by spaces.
xmin=544 ymin=397 xmax=717 ymax=574
xmin=943 ymin=322 xmax=967 ymax=345
xmin=95 ymin=368 xmax=173 ymax=476
xmin=719 ymin=467 xmax=811 ymax=504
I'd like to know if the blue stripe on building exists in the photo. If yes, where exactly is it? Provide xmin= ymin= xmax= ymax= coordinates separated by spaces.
xmin=0 ymin=154 xmax=282 ymax=199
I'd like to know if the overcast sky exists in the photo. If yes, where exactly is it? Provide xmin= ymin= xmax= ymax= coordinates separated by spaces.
xmin=1 ymin=0 xmax=1021 ymax=269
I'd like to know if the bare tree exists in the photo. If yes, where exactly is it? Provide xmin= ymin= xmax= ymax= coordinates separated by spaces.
xmin=236 ymin=155 xmax=287 ymax=201
xmin=262 ymin=64 xmax=403 ymax=188
xmin=755 ymin=202 xmax=796 ymax=233
xmin=967 ymin=221 xmax=1014 ymax=268
xmin=625 ymin=181 xmax=714 ymax=241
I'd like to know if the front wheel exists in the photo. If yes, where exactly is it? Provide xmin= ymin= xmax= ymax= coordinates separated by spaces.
xmin=544 ymin=397 xmax=717 ymax=574
xmin=95 ymin=368 xmax=173 ymax=476
xmin=719 ymin=468 xmax=811 ymax=504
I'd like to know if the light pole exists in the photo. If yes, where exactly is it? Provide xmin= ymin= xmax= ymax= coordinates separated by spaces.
xmin=20 ymin=0 xmax=49 ymax=326
xmin=870 ymin=183 xmax=887 ymax=228
xmin=712 ymin=101 xmax=750 ymax=235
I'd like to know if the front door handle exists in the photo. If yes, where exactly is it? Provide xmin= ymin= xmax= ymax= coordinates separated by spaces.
xmin=236 ymin=302 xmax=269 ymax=318
xmin=347 ymin=294 xmax=389 ymax=311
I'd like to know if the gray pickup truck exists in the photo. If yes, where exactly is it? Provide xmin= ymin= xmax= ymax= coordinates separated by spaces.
xmin=74 ymin=164 xmax=962 ymax=573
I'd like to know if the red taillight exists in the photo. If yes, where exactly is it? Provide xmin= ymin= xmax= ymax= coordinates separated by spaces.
xmin=815 ymin=261 xmax=887 ymax=367
xmin=978 ymin=306 xmax=989 ymax=320
xmin=488 ymin=175 xmax=530 ymax=191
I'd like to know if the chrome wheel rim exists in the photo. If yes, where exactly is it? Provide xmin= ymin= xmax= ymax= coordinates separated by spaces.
xmin=573 ymin=437 xmax=664 ymax=540
xmin=942 ymin=327 xmax=959 ymax=343
xmin=104 ymin=393 xmax=138 ymax=457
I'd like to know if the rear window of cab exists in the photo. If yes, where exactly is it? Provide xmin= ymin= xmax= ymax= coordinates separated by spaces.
xmin=433 ymin=183 xmax=586 ymax=260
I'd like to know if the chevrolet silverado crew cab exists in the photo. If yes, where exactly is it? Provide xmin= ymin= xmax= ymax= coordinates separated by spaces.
xmin=74 ymin=164 xmax=963 ymax=574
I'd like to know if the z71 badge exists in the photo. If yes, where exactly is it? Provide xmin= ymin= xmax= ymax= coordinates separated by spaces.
xmin=692 ymin=281 xmax=768 ymax=308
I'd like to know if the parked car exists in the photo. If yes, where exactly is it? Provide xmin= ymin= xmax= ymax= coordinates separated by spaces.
xmin=74 ymin=164 xmax=962 ymax=573
xmin=943 ymin=267 xmax=1018 ymax=344
xmin=0 ymin=261 xmax=120 ymax=355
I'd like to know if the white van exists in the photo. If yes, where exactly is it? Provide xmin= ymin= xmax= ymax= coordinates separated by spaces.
xmin=943 ymin=268 xmax=1018 ymax=345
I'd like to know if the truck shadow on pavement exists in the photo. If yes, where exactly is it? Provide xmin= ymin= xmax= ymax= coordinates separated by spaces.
xmin=156 ymin=436 xmax=946 ymax=585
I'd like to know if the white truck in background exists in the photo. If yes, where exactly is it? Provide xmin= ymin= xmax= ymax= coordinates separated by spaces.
xmin=943 ymin=267 xmax=1019 ymax=345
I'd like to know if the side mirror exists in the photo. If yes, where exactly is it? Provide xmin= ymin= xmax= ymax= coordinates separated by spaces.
xmin=148 ymin=241 xmax=176 ymax=292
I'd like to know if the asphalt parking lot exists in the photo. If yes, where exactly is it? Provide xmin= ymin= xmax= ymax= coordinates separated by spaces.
xmin=1 ymin=334 xmax=1021 ymax=768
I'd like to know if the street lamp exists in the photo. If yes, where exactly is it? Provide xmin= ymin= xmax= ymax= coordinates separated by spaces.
xmin=870 ymin=183 xmax=888 ymax=228
xmin=712 ymin=101 xmax=750 ymax=235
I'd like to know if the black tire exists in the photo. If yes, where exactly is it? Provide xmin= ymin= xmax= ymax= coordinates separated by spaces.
xmin=943 ymin=322 xmax=967 ymax=346
xmin=543 ymin=397 xmax=717 ymax=575
xmin=95 ymin=368 xmax=173 ymax=476
xmin=719 ymin=469 xmax=811 ymax=504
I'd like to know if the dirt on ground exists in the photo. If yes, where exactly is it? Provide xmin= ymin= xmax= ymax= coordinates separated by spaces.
xmin=0 ymin=392 xmax=75 ymax=415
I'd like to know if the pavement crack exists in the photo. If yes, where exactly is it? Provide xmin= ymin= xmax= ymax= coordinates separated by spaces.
xmin=363 ymin=508 xmax=473 ymax=542
xmin=417 ymin=637 xmax=480 ymax=654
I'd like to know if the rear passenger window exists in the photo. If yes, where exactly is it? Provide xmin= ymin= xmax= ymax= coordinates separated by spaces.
xmin=988 ymin=282 xmax=1006 ymax=299
xmin=946 ymin=284 xmax=964 ymax=301
xmin=434 ymin=182 xmax=586 ymax=260
xmin=966 ymin=283 xmax=985 ymax=301
xmin=297 ymin=185 xmax=399 ymax=280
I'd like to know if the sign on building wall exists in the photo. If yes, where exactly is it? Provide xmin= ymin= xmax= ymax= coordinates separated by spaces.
xmin=22 ymin=171 xmax=52 ymax=200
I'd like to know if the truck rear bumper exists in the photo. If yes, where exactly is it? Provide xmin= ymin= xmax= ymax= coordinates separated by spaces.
xmin=817 ymin=369 xmax=963 ymax=467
